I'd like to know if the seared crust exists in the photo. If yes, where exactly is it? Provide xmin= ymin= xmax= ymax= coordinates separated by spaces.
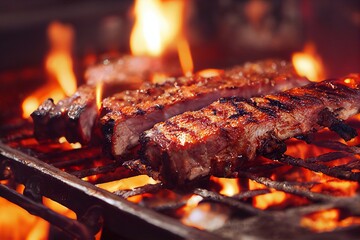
xmin=103 ymin=59 xmax=308 ymax=157
xmin=140 ymin=74 xmax=360 ymax=185
xmin=31 ymin=85 xmax=97 ymax=143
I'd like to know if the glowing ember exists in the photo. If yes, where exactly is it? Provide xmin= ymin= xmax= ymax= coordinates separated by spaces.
xmin=248 ymin=180 xmax=288 ymax=210
xmin=22 ymin=21 xmax=77 ymax=118
xmin=130 ymin=0 xmax=184 ymax=57
xmin=177 ymin=37 xmax=194 ymax=77
xmin=211 ymin=176 xmax=240 ymax=196
xmin=181 ymin=202 xmax=230 ymax=231
xmin=311 ymin=180 xmax=359 ymax=196
xmin=292 ymin=42 xmax=326 ymax=82
xmin=301 ymin=209 xmax=360 ymax=232
xmin=186 ymin=195 xmax=203 ymax=208
xmin=197 ymin=69 xmax=224 ymax=78
xmin=96 ymin=175 xmax=158 ymax=192
xmin=59 ymin=137 xmax=82 ymax=149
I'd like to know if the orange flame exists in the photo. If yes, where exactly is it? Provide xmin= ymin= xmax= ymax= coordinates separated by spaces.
xmin=130 ymin=0 xmax=184 ymax=57
xmin=96 ymin=175 xmax=158 ymax=192
xmin=292 ymin=42 xmax=326 ymax=82
xmin=248 ymin=180 xmax=287 ymax=210
xmin=301 ymin=209 xmax=360 ymax=232
xmin=96 ymin=82 xmax=103 ymax=110
xmin=0 ymin=185 xmax=48 ymax=240
xmin=177 ymin=37 xmax=194 ymax=77
xmin=210 ymin=176 xmax=240 ymax=197
xmin=22 ymin=21 xmax=77 ymax=118
xmin=45 ymin=22 xmax=77 ymax=95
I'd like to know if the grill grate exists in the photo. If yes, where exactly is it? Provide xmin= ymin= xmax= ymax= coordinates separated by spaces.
xmin=0 ymin=117 xmax=360 ymax=239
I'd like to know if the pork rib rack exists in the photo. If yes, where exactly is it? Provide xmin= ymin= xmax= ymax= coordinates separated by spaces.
xmin=102 ymin=59 xmax=308 ymax=158
xmin=138 ymin=74 xmax=360 ymax=186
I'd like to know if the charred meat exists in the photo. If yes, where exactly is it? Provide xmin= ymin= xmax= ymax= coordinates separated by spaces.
xmin=31 ymin=55 xmax=176 ymax=144
xmin=103 ymin=60 xmax=308 ymax=157
xmin=31 ymin=84 xmax=97 ymax=143
xmin=139 ymin=74 xmax=360 ymax=186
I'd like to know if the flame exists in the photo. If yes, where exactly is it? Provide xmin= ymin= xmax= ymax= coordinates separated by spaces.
xmin=22 ymin=21 xmax=77 ymax=118
xmin=96 ymin=175 xmax=158 ymax=192
xmin=130 ymin=0 xmax=184 ymax=57
xmin=177 ymin=37 xmax=194 ymax=77
xmin=247 ymin=180 xmax=288 ymax=210
xmin=210 ymin=176 xmax=240 ymax=197
xmin=292 ymin=42 xmax=326 ymax=82
xmin=301 ymin=209 xmax=360 ymax=232
xmin=45 ymin=22 xmax=77 ymax=95
xmin=0 ymin=185 xmax=49 ymax=239
xmin=96 ymin=82 xmax=104 ymax=110
xmin=311 ymin=180 xmax=359 ymax=196
xmin=151 ymin=72 xmax=169 ymax=84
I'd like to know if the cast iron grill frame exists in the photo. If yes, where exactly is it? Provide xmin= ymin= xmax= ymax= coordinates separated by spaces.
xmin=0 ymin=118 xmax=359 ymax=239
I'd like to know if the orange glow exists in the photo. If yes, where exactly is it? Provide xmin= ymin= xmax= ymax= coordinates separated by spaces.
xmin=22 ymin=21 xmax=77 ymax=118
xmin=151 ymin=72 xmax=169 ymax=84
xmin=22 ymin=86 xmax=64 ymax=119
xmin=130 ymin=0 xmax=184 ymax=56
xmin=292 ymin=42 xmax=326 ymax=82
xmin=248 ymin=180 xmax=288 ymax=210
xmin=311 ymin=180 xmax=359 ymax=196
xmin=59 ymin=137 xmax=82 ymax=149
xmin=301 ymin=209 xmax=360 ymax=232
xmin=0 ymin=185 xmax=48 ymax=240
xmin=177 ymin=37 xmax=194 ymax=77
xmin=210 ymin=176 xmax=240 ymax=196
xmin=342 ymin=75 xmax=358 ymax=89
xmin=180 ymin=202 xmax=230 ymax=230
xmin=96 ymin=175 xmax=158 ymax=192
xmin=45 ymin=21 xmax=77 ymax=96
xmin=197 ymin=68 xmax=224 ymax=78
xmin=127 ymin=194 xmax=145 ymax=203
xmin=96 ymin=82 xmax=104 ymax=110
xmin=253 ymin=191 xmax=287 ymax=210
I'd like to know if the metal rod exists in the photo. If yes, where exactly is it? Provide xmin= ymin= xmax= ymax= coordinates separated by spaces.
xmin=194 ymin=188 xmax=267 ymax=216
xmin=277 ymin=155 xmax=360 ymax=182
xmin=239 ymin=171 xmax=334 ymax=202
xmin=0 ymin=184 xmax=94 ymax=240
xmin=114 ymin=183 xmax=163 ymax=199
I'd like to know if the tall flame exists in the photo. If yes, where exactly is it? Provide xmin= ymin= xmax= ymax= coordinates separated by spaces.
xmin=177 ymin=37 xmax=194 ymax=77
xmin=292 ymin=42 xmax=326 ymax=82
xmin=45 ymin=21 xmax=77 ymax=96
xmin=22 ymin=21 xmax=77 ymax=118
xmin=96 ymin=82 xmax=103 ymax=110
xmin=130 ymin=0 xmax=184 ymax=57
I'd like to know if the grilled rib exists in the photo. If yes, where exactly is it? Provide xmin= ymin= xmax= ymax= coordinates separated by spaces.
xmin=139 ymin=74 xmax=360 ymax=186
xmin=102 ymin=60 xmax=309 ymax=157
xmin=31 ymin=85 xmax=97 ymax=143
xmin=31 ymin=55 xmax=173 ymax=144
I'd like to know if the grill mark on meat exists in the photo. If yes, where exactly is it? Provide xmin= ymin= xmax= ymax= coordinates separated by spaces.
xmin=31 ymin=55 xmax=180 ymax=144
xmin=138 ymin=74 xmax=360 ymax=186
xmin=105 ymin=60 xmax=309 ymax=157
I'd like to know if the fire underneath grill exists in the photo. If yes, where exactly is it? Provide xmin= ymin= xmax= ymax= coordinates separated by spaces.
xmin=0 ymin=115 xmax=359 ymax=240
